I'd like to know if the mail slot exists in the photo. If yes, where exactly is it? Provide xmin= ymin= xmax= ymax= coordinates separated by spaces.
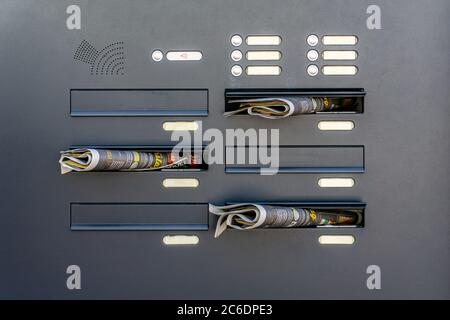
xmin=224 ymin=201 xmax=366 ymax=229
xmin=225 ymin=145 xmax=364 ymax=173
xmin=225 ymin=88 xmax=365 ymax=116
xmin=71 ymin=203 xmax=209 ymax=230
xmin=70 ymin=89 xmax=208 ymax=116
xmin=64 ymin=145 xmax=208 ymax=173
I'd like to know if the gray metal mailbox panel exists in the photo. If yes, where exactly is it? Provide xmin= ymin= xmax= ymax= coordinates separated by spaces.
xmin=0 ymin=0 xmax=449 ymax=299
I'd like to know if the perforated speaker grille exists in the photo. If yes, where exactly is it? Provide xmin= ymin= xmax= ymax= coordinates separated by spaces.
xmin=73 ymin=40 xmax=125 ymax=75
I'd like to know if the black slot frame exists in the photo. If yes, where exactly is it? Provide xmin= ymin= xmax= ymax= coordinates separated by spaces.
xmin=70 ymin=88 xmax=209 ymax=117
xmin=67 ymin=145 xmax=208 ymax=172
xmin=224 ymin=145 xmax=365 ymax=174
xmin=70 ymin=202 xmax=209 ymax=231
xmin=223 ymin=201 xmax=366 ymax=228
xmin=225 ymin=88 xmax=365 ymax=114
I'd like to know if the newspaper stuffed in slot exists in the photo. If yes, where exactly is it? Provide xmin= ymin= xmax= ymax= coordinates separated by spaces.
xmin=224 ymin=97 xmax=347 ymax=119
xmin=209 ymin=203 xmax=363 ymax=237
xmin=59 ymin=148 xmax=200 ymax=174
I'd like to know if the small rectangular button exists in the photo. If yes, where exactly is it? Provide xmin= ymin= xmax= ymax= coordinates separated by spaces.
xmin=163 ymin=121 xmax=199 ymax=131
xmin=246 ymin=65 xmax=281 ymax=76
xmin=318 ymin=121 xmax=355 ymax=131
xmin=322 ymin=35 xmax=358 ymax=46
xmin=246 ymin=35 xmax=282 ymax=46
xmin=322 ymin=50 xmax=358 ymax=60
xmin=318 ymin=178 xmax=355 ymax=188
xmin=163 ymin=178 xmax=199 ymax=188
xmin=322 ymin=65 xmax=358 ymax=75
xmin=166 ymin=51 xmax=202 ymax=61
xmin=246 ymin=51 xmax=282 ymax=61
xmin=163 ymin=235 xmax=199 ymax=245
xmin=318 ymin=235 xmax=355 ymax=245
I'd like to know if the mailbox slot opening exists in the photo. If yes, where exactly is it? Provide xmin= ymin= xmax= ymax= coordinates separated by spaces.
xmin=68 ymin=145 xmax=208 ymax=172
xmin=225 ymin=201 xmax=365 ymax=228
xmin=225 ymin=88 xmax=365 ymax=115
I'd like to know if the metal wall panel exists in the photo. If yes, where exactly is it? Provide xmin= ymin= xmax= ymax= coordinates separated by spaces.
xmin=0 ymin=0 xmax=448 ymax=299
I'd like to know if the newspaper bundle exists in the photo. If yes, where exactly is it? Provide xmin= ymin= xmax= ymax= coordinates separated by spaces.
xmin=59 ymin=148 xmax=198 ymax=174
xmin=224 ymin=97 xmax=341 ymax=119
xmin=209 ymin=203 xmax=362 ymax=237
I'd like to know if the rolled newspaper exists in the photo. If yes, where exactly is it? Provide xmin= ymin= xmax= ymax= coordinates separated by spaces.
xmin=224 ymin=97 xmax=341 ymax=119
xmin=59 ymin=148 xmax=197 ymax=174
xmin=209 ymin=203 xmax=362 ymax=237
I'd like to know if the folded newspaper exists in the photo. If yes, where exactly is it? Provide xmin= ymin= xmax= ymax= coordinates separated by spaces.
xmin=209 ymin=203 xmax=362 ymax=237
xmin=224 ymin=97 xmax=342 ymax=119
xmin=59 ymin=148 xmax=199 ymax=174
